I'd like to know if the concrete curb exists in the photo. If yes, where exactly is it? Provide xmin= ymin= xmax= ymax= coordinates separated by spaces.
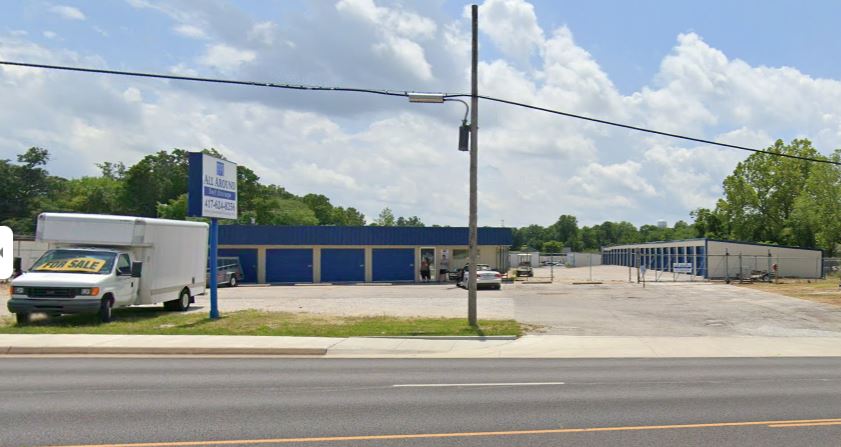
xmin=2 ymin=346 xmax=327 ymax=356
xmin=359 ymin=335 xmax=518 ymax=341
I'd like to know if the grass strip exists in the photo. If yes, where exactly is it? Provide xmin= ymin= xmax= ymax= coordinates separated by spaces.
xmin=738 ymin=277 xmax=841 ymax=307
xmin=0 ymin=308 xmax=521 ymax=337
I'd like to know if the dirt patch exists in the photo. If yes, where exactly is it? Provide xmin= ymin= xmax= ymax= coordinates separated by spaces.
xmin=739 ymin=278 xmax=841 ymax=307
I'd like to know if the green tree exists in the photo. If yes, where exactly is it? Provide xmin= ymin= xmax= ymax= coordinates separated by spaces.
xmin=0 ymin=147 xmax=55 ymax=233
xmin=690 ymin=207 xmax=725 ymax=238
xmin=396 ymin=216 xmax=424 ymax=227
xmin=53 ymin=176 xmax=123 ymax=215
xmin=253 ymin=197 xmax=318 ymax=225
xmin=373 ymin=207 xmax=396 ymax=226
xmin=156 ymin=193 xmax=188 ymax=220
xmin=541 ymin=240 xmax=564 ymax=254
xmin=789 ymin=150 xmax=841 ymax=254
xmin=301 ymin=194 xmax=335 ymax=225
xmin=332 ymin=207 xmax=366 ymax=226
xmin=550 ymin=215 xmax=579 ymax=250
xmin=120 ymin=149 xmax=189 ymax=217
xmin=716 ymin=139 xmax=819 ymax=244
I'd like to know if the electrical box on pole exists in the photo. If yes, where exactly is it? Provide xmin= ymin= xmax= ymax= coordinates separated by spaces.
xmin=459 ymin=124 xmax=470 ymax=152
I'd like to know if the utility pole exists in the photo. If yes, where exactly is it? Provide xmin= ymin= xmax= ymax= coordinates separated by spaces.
xmin=467 ymin=4 xmax=479 ymax=326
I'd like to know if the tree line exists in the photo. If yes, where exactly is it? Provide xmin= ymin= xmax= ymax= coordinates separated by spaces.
xmin=513 ymin=139 xmax=841 ymax=256
xmin=4 ymin=138 xmax=839 ymax=255
xmin=0 ymin=147 xmax=423 ymax=234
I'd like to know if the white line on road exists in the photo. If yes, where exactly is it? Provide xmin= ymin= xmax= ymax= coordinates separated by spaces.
xmin=393 ymin=382 xmax=565 ymax=388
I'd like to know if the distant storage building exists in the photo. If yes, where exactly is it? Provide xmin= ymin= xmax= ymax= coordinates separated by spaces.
xmin=601 ymin=238 xmax=822 ymax=279
xmin=218 ymin=226 xmax=513 ymax=284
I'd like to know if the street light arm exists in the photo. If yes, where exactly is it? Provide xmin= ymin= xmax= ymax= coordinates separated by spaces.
xmin=444 ymin=98 xmax=470 ymax=124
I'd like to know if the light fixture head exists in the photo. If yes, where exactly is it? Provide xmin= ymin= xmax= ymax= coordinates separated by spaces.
xmin=407 ymin=92 xmax=445 ymax=103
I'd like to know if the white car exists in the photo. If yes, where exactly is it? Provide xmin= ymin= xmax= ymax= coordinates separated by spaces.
xmin=457 ymin=264 xmax=502 ymax=290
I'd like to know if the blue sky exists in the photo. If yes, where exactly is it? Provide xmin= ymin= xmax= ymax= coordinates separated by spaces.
xmin=7 ymin=1 xmax=840 ymax=92
xmin=2 ymin=0 xmax=841 ymax=227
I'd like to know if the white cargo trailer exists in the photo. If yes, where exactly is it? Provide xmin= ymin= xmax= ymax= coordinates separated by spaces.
xmin=8 ymin=213 xmax=208 ymax=323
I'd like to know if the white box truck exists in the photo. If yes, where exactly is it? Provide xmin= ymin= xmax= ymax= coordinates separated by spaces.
xmin=8 ymin=213 xmax=208 ymax=324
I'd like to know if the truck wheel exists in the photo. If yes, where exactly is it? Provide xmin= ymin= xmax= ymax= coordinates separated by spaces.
xmin=99 ymin=297 xmax=113 ymax=323
xmin=15 ymin=313 xmax=31 ymax=325
xmin=228 ymin=276 xmax=238 ymax=287
xmin=168 ymin=288 xmax=191 ymax=312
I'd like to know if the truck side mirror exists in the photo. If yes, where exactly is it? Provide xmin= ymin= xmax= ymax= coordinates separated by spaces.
xmin=131 ymin=261 xmax=143 ymax=278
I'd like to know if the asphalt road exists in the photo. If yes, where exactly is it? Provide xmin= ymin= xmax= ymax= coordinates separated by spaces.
xmin=2 ymin=358 xmax=841 ymax=447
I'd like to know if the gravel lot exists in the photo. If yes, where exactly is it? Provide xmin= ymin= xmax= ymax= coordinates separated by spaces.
xmin=4 ymin=266 xmax=841 ymax=337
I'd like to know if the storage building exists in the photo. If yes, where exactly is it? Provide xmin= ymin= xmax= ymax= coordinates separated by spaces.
xmin=218 ymin=225 xmax=512 ymax=284
xmin=601 ymin=239 xmax=822 ymax=279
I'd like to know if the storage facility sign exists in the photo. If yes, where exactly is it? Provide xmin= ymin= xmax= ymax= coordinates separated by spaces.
xmin=187 ymin=153 xmax=238 ymax=219
xmin=673 ymin=262 xmax=693 ymax=274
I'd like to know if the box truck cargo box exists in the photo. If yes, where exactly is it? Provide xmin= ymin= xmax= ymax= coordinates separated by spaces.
xmin=9 ymin=213 xmax=208 ymax=323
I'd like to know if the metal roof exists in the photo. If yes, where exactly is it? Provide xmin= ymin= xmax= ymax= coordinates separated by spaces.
xmin=219 ymin=225 xmax=513 ymax=246
xmin=602 ymin=237 xmax=822 ymax=252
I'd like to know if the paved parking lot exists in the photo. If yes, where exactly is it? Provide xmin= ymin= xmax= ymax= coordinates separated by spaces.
xmin=5 ymin=266 xmax=841 ymax=337
xmin=197 ymin=266 xmax=841 ymax=336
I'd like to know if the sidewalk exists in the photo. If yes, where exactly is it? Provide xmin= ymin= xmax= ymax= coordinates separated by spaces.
xmin=3 ymin=333 xmax=841 ymax=358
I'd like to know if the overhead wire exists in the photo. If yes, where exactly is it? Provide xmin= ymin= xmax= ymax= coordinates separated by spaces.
xmin=0 ymin=61 xmax=412 ymax=98
xmin=445 ymin=93 xmax=840 ymax=166
xmin=1 ymin=60 xmax=837 ymax=166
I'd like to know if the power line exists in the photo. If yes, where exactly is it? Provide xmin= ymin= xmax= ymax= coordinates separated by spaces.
xmin=0 ymin=60 xmax=413 ymax=98
xmin=445 ymin=94 xmax=840 ymax=166
xmin=1 ymin=60 xmax=837 ymax=166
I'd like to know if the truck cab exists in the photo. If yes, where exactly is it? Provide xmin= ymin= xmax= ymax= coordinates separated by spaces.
xmin=9 ymin=247 xmax=142 ymax=324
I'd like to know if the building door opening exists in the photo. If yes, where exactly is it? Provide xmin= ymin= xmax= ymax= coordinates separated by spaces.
xmin=420 ymin=247 xmax=435 ymax=281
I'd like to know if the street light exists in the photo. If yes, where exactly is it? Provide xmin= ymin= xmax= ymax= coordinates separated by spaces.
xmin=404 ymin=4 xmax=479 ymax=327
xmin=407 ymin=89 xmax=477 ymax=324
xmin=408 ymin=93 xmax=445 ymax=103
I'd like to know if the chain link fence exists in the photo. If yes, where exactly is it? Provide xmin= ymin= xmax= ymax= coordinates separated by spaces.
xmin=823 ymin=258 xmax=841 ymax=279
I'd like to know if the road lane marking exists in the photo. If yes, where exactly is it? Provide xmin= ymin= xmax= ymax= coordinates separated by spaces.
xmin=43 ymin=418 xmax=841 ymax=447
xmin=392 ymin=382 xmax=565 ymax=387
xmin=769 ymin=421 xmax=841 ymax=428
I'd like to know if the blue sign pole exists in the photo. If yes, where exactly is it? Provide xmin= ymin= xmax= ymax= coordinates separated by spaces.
xmin=209 ymin=218 xmax=219 ymax=319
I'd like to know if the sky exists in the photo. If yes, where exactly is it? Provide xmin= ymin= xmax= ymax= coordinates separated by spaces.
xmin=2 ymin=0 xmax=841 ymax=228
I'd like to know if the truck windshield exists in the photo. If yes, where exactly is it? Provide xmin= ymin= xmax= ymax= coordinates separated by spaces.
xmin=30 ymin=250 xmax=117 ymax=274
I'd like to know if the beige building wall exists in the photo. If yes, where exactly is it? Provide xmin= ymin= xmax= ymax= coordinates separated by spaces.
xmin=604 ymin=240 xmax=822 ymax=279
xmin=706 ymin=240 xmax=821 ymax=279
xmin=218 ymin=244 xmax=506 ymax=284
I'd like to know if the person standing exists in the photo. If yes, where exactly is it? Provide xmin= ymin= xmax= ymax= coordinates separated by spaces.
xmin=420 ymin=257 xmax=430 ymax=282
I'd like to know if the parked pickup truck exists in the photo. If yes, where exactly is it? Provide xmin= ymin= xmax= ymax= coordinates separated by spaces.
xmin=8 ymin=213 xmax=208 ymax=324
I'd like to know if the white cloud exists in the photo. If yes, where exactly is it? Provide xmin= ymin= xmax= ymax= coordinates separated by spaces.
xmin=173 ymin=24 xmax=208 ymax=39
xmin=337 ymin=0 xmax=437 ymax=81
xmin=43 ymin=31 xmax=58 ymax=39
xmin=248 ymin=21 xmax=277 ymax=45
xmin=49 ymin=5 xmax=86 ymax=21
xmin=198 ymin=44 xmax=256 ymax=72
xmin=372 ymin=35 xmax=433 ymax=81
xmin=477 ymin=0 xmax=543 ymax=65
xmin=122 ymin=87 xmax=143 ymax=103
xmin=7 ymin=1 xmax=841 ymax=228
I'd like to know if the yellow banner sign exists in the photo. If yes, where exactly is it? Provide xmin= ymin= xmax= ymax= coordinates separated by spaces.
xmin=34 ymin=257 xmax=107 ymax=273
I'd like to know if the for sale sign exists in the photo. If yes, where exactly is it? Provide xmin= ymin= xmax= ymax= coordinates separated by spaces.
xmin=187 ymin=153 xmax=238 ymax=219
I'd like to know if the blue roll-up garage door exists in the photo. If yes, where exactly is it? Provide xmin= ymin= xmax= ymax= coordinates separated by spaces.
xmin=218 ymin=248 xmax=258 ymax=283
xmin=321 ymin=249 xmax=365 ymax=282
xmin=372 ymin=249 xmax=415 ymax=282
xmin=266 ymin=249 xmax=313 ymax=283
